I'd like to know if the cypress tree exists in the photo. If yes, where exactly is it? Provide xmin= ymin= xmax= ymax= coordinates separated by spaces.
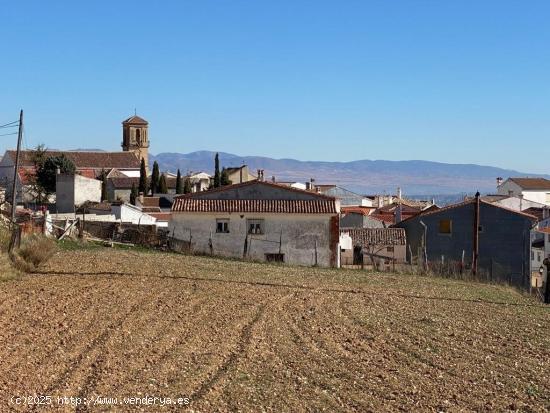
xmin=139 ymin=158 xmax=147 ymax=195
xmin=214 ymin=153 xmax=221 ymax=188
xmin=175 ymin=169 xmax=182 ymax=194
xmin=151 ymin=161 xmax=160 ymax=195
xmin=183 ymin=177 xmax=192 ymax=194
xmin=130 ymin=182 xmax=138 ymax=205
xmin=99 ymin=169 xmax=107 ymax=201
xmin=158 ymin=174 xmax=168 ymax=194
xmin=221 ymin=167 xmax=231 ymax=186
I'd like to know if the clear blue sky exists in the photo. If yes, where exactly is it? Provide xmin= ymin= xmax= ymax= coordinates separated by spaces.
xmin=1 ymin=1 xmax=548 ymax=172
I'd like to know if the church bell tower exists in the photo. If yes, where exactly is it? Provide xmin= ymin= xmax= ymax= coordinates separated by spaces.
xmin=122 ymin=114 xmax=149 ymax=170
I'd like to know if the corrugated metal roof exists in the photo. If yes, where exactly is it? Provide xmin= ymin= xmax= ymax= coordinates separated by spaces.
xmin=341 ymin=228 xmax=406 ymax=246
xmin=172 ymin=198 xmax=337 ymax=214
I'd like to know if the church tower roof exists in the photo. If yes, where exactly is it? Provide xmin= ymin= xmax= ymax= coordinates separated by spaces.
xmin=122 ymin=115 xmax=148 ymax=125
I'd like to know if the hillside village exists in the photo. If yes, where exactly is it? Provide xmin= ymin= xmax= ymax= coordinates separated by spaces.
xmin=1 ymin=114 xmax=549 ymax=301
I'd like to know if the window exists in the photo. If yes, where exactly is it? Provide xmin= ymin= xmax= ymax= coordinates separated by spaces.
xmin=265 ymin=253 xmax=284 ymax=262
xmin=216 ymin=219 xmax=229 ymax=233
xmin=531 ymin=251 xmax=535 ymax=260
xmin=387 ymin=246 xmax=394 ymax=252
xmin=439 ymin=219 xmax=452 ymax=234
xmin=247 ymin=219 xmax=264 ymax=234
xmin=478 ymin=225 xmax=484 ymax=233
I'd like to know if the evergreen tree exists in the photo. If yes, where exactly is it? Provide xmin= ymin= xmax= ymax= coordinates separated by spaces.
xmin=213 ymin=153 xmax=221 ymax=188
xmin=183 ymin=177 xmax=192 ymax=194
xmin=151 ymin=161 xmax=160 ymax=195
xmin=130 ymin=182 xmax=138 ymax=205
xmin=36 ymin=154 xmax=76 ymax=195
xmin=139 ymin=158 xmax=147 ymax=195
xmin=221 ymin=167 xmax=231 ymax=186
xmin=99 ymin=169 xmax=107 ymax=202
xmin=158 ymin=174 xmax=168 ymax=194
xmin=175 ymin=169 xmax=182 ymax=194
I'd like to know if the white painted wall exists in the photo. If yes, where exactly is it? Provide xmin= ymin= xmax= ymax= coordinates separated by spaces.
xmin=112 ymin=203 xmax=157 ymax=225
xmin=497 ymin=180 xmax=550 ymax=206
xmin=169 ymin=212 xmax=336 ymax=267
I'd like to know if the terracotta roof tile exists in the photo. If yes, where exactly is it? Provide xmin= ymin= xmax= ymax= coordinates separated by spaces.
xmin=122 ymin=115 xmax=148 ymax=125
xmin=147 ymin=212 xmax=172 ymax=220
xmin=108 ymin=177 xmax=139 ymax=189
xmin=509 ymin=178 xmax=550 ymax=190
xmin=140 ymin=197 xmax=160 ymax=207
xmin=341 ymin=206 xmax=376 ymax=216
xmin=172 ymin=199 xmax=337 ymax=214
xmin=341 ymin=228 xmax=406 ymax=246
xmin=6 ymin=150 xmax=140 ymax=169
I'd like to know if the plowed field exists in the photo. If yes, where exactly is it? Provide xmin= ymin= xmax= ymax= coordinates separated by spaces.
xmin=0 ymin=248 xmax=549 ymax=412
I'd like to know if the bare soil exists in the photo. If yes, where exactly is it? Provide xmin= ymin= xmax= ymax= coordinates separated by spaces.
xmin=0 ymin=247 xmax=549 ymax=412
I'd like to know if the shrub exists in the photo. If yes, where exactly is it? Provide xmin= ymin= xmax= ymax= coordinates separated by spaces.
xmin=0 ymin=225 xmax=11 ymax=252
xmin=13 ymin=234 xmax=57 ymax=272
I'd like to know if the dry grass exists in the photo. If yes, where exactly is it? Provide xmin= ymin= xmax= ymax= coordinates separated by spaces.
xmin=0 ymin=248 xmax=548 ymax=412
xmin=12 ymin=234 xmax=57 ymax=272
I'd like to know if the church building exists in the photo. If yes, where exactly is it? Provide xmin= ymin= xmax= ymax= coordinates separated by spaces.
xmin=0 ymin=114 xmax=150 ymax=203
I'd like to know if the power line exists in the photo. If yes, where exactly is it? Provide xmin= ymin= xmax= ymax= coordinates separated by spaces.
xmin=0 ymin=132 xmax=18 ymax=137
xmin=0 ymin=120 xmax=19 ymax=128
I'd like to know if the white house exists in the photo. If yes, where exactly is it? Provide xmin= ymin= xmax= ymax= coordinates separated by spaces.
xmin=169 ymin=180 xmax=340 ymax=267
xmin=56 ymin=173 xmax=102 ymax=213
xmin=497 ymin=177 xmax=550 ymax=206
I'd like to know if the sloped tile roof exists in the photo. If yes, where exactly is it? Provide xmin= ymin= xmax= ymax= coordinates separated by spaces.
xmin=5 ymin=150 xmax=141 ymax=169
xmin=172 ymin=199 xmax=337 ymax=214
xmin=341 ymin=206 xmax=376 ymax=216
xmin=147 ymin=212 xmax=172 ymax=221
xmin=140 ymin=197 xmax=160 ymax=207
xmin=509 ymin=178 xmax=550 ymax=190
xmin=108 ymin=177 xmax=139 ymax=189
xmin=341 ymin=228 xmax=406 ymax=246
xmin=122 ymin=115 xmax=148 ymax=125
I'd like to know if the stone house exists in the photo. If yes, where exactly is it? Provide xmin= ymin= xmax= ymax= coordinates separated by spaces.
xmin=169 ymin=180 xmax=340 ymax=267
xmin=340 ymin=228 xmax=407 ymax=268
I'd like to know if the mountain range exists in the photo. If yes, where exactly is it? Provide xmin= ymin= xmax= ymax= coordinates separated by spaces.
xmin=149 ymin=151 xmax=549 ymax=197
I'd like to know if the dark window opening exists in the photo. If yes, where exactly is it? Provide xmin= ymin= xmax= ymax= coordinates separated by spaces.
xmin=247 ymin=219 xmax=264 ymax=234
xmin=265 ymin=253 xmax=284 ymax=262
xmin=216 ymin=219 xmax=229 ymax=233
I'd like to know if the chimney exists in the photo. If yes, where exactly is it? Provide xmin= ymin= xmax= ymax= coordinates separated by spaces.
xmin=305 ymin=182 xmax=311 ymax=191
xmin=543 ymin=207 xmax=549 ymax=219
xmin=496 ymin=177 xmax=503 ymax=187
xmin=139 ymin=192 xmax=144 ymax=205
xmin=396 ymin=203 xmax=403 ymax=223
xmin=377 ymin=196 xmax=383 ymax=208
xmin=397 ymin=187 xmax=402 ymax=200
xmin=518 ymin=194 xmax=524 ymax=211
xmin=271 ymin=175 xmax=276 ymax=183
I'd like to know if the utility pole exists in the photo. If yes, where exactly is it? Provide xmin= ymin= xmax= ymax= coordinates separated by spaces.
xmin=10 ymin=110 xmax=23 ymax=224
xmin=543 ymin=258 xmax=550 ymax=304
xmin=472 ymin=191 xmax=480 ymax=276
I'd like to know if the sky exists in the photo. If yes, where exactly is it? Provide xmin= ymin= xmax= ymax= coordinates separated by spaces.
xmin=1 ymin=1 xmax=549 ymax=173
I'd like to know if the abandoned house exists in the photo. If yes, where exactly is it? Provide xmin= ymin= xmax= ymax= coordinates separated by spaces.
xmin=169 ymin=180 xmax=340 ymax=267
xmin=340 ymin=228 xmax=407 ymax=268
xmin=395 ymin=195 xmax=538 ymax=289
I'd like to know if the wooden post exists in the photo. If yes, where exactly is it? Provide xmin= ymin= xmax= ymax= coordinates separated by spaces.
xmin=472 ymin=192 xmax=480 ymax=276
xmin=10 ymin=110 xmax=23 ymax=224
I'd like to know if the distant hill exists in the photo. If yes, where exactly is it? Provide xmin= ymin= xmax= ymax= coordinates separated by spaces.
xmin=150 ymin=151 xmax=549 ymax=196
